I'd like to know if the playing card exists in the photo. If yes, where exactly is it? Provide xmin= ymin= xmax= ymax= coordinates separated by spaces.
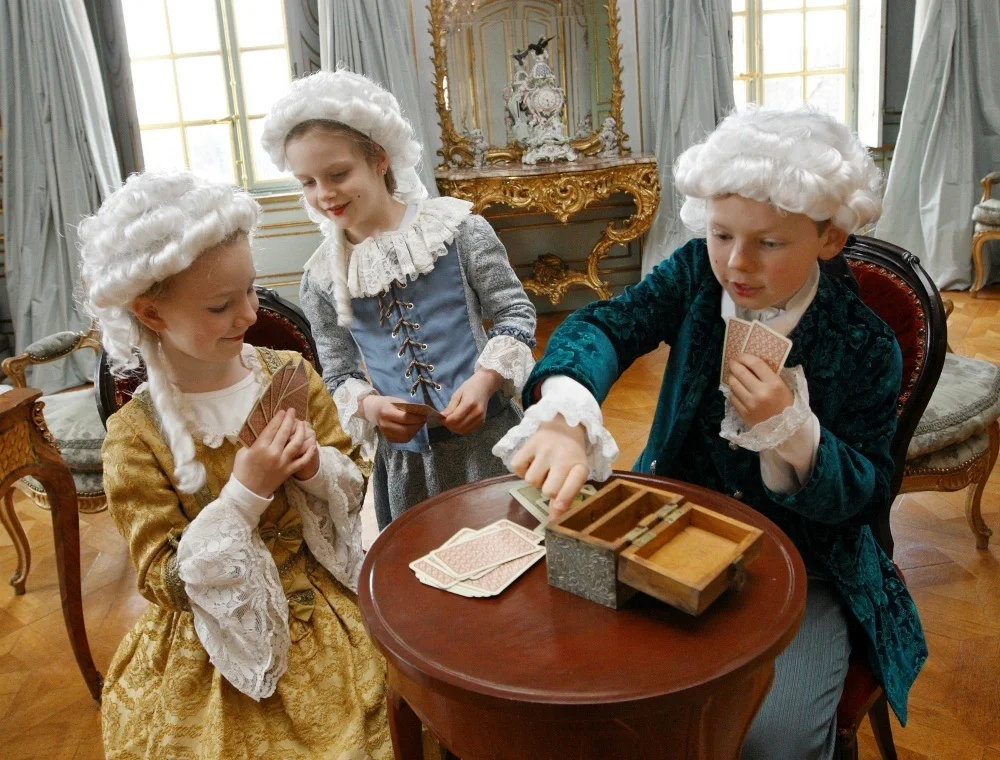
xmin=510 ymin=483 xmax=550 ymax=524
xmin=237 ymin=360 xmax=310 ymax=448
xmin=430 ymin=526 xmax=540 ymax=580
xmin=490 ymin=519 xmax=544 ymax=545
xmin=742 ymin=320 xmax=793 ymax=374
xmin=238 ymin=390 xmax=270 ymax=448
xmin=721 ymin=317 xmax=753 ymax=387
xmin=273 ymin=360 xmax=309 ymax=420
xmin=459 ymin=547 xmax=545 ymax=595
xmin=391 ymin=401 xmax=442 ymax=419
xmin=409 ymin=557 xmax=461 ymax=588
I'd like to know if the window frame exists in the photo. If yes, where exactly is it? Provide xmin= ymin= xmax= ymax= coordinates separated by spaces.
xmin=126 ymin=0 xmax=297 ymax=194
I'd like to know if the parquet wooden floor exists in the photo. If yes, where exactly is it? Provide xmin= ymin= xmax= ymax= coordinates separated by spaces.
xmin=1 ymin=288 xmax=998 ymax=759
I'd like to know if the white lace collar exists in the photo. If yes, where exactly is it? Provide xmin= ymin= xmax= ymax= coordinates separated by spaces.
xmin=720 ymin=263 xmax=819 ymax=337
xmin=303 ymin=196 xmax=473 ymax=321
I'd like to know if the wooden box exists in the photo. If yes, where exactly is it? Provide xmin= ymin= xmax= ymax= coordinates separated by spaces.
xmin=545 ymin=479 xmax=764 ymax=614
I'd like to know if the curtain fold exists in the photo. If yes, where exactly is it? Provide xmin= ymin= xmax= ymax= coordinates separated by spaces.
xmin=637 ymin=0 xmax=734 ymax=275
xmin=318 ymin=0 xmax=438 ymax=197
xmin=875 ymin=0 xmax=1000 ymax=290
xmin=0 ymin=0 xmax=121 ymax=391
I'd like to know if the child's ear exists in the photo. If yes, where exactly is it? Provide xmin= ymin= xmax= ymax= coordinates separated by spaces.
xmin=817 ymin=224 xmax=849 ymax=261
xmin=130 ymin=296 xmax=167 ymax=333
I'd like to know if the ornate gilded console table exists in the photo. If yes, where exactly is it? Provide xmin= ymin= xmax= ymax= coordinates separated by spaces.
xmin=436 ymin=154 xmax=660 ymax=303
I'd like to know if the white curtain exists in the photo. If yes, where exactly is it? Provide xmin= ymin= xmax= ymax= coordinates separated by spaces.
xmin=875 ymin=0 xmax=1000 ymax=290
xmin=0 ymin=0 xmax=120 ymax=391
xmin=637 ymin=1 xmax=734 ymax=275
xmin=318 ymin=0 xmax=438 ymax=197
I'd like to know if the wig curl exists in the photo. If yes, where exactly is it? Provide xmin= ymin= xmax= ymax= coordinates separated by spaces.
xmin=674 ymin=105 xmax=882 ymax=235
xmin=79 ymin=171 xmax=261 ymax=493
xmin=260 ymin=69 xmax=428 ymax=205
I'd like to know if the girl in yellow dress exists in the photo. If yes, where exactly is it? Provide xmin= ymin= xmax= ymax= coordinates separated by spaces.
xmin=80 ymin=171 xmax=390 ymax=759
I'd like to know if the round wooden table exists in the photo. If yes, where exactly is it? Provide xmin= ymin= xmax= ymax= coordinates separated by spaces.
xmin=359 ymin=473 xmax=806 ymax=760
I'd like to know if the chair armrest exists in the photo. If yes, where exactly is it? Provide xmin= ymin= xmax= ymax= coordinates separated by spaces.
xmin=1 ymin=329 xmax=101 ymax=388
xmin=982 ymin=172 xmax=1000 ymax=202
xmin=0 ymin=386 xmax=43 ymax=417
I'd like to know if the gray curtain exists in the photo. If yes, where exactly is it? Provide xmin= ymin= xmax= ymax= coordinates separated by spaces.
xmin=638 ymin=0 xmax=734 ymax=275
xmin=318 ymin=0 xmax=438 ymax=197
xmin=286 ymin=0 xmax=322 ymax=78
xmin=875 ymin=0 xmax=1000 ymax=290
xmin=0 ymin=0 xmax=121 ymax=392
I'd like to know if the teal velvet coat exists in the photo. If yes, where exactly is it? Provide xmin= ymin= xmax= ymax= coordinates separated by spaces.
xmin=524 ymin=239 xmax=926 ymax=723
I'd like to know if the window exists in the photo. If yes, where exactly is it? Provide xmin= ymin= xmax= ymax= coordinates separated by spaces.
xmin=122 ymin=0 xmax=293 ymax=191
xmin=732 ymin=0 xmax=853 ymax=125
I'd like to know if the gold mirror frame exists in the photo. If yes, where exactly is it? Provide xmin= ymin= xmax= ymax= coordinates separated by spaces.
xmin=429 ymin=0 xmax=631 ymax=168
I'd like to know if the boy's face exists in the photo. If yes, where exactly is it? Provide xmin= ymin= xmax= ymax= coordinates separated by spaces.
xmin=706 ymin=195 xmax=847 ymax=310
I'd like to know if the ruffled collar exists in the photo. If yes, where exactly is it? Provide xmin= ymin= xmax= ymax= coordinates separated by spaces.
xmin=303 ymin=196 xmax=473 ymax=321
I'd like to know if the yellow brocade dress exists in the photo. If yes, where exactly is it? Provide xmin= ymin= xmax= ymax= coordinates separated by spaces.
xmin=100 ymin=348 xmax=390 ymax=760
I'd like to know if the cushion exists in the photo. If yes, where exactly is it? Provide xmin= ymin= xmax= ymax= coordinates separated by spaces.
xmin=24 ymin=330 xmax=85 ymax=361
xmin=21 ymin=469 xmax=104 ymax=498
xmin=973 ymin=198 xmax=1000 ymax=226
xmin=40 ymin=388 xmax=106 ymax=472
xmin=907 ymin=354 xmax=1000 ymax=459
xmin=906 ymin=426 xmax=992 ymax=473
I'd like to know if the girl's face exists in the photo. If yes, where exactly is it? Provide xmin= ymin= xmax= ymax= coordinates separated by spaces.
xmin=133 ymin=235 xmax=258 ymax=366
xmin=285 ymin=129 xmax=390 ymax=239
xmin=706 ymin=195 xmax=847 ymax=310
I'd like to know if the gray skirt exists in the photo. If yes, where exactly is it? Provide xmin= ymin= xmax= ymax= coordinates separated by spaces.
xmin=371 ymin=397 xmax=522 ymax=530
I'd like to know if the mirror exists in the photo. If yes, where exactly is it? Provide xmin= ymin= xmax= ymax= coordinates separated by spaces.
xmin=430 ymin=0 xmax=630 ymax=168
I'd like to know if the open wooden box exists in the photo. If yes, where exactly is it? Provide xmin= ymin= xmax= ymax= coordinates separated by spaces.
xmin=545 ymin=479 xmax=764 ymax=614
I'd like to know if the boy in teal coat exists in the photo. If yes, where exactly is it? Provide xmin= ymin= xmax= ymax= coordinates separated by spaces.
xmin=494 ymin=106 xmax=926 ymax=759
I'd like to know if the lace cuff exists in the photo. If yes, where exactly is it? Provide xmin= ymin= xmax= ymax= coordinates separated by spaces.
xmin=720 ymin=365 xmax=812 ymax=452
xmin=492 ymin=392 xmax=619 ymax=482
xmin=476 ymin=335 xmax=536 ymax=398
xmin=177 ymin=490 xmax=289 ymax=701
xmin=285 ymin=445 xmax=366 ymax=592
xmin=333 ymin=377 xmax=378 ymax=458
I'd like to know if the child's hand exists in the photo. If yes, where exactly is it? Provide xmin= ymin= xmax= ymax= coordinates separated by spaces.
xmin=510 ymin=414 xmax=589 ymax=520
xmin=291 ymin=420 xmax=320 ymax=481
xmin=233 ymin=409 xmax=315 ymax=500
xmin=441 ymin=369 xmax=503 ymax=435
xmin=728 ymin=354 xmax=795 ymax=427
xmin=360 ymin=395 xmax=428 ymax=443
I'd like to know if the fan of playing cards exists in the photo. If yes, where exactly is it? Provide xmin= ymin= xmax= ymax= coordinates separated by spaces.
xmin=410 ymin=520 xmax=546 ymax=598
xmin=238 ymin=359 xmax=310 ymax=448
xmin=721 ymin=317 xmax=793 ymax=387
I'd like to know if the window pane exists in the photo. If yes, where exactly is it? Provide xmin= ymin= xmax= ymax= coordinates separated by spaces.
xmin=233 ymin=0 xmax=286 ymax=48
xmin=175 ymin=56 xmax=230 ymax=121
xmin=131 ymin=60 xmax=179 ymax=124
xmin=806 ymin=74 xmax=845 ymax=121
xmin=249 ymin=118 xmax=289 ymax=181
xmin=122 ymin=0 xmax=170 ymax=57
xmin=240 ymin=49 xmax=291 ymax=115
xmin=733 ymin=15 xmax=748 ymax=78
xmin=733 ymin=80 xmax=749 ymax=111
xmin=140 ymin=128 xmax=186 ymax=172
xmin=807 ymin=0 xmax=845 ymax=6
xmin=762 ymin=0 xmax=802 ymax=9
xmin=165 ymin=0 xmax=221 ymax=54
xmin=185 ymin=124 xmax=236 ymax=184
xmin=806 ymin=10 xmax=846 ymax=70
xmin=764 ymin=76 xmax=804 ymax=108
xmin=763 ymin=13 xmax=803 ymax=74
xmin=732 ymin=0 xmax=746 ymax=11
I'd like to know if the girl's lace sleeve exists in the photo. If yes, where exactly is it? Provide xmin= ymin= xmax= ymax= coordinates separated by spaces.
xmin=476 ymin=334 xmax=536 ymax=398
xmin=332 ymin=377 xmax=378 ymax=458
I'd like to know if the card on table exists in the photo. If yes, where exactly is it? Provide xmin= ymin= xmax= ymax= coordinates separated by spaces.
xmin=430 ymin=525 xmax=540 ymax=580
xmin=741 ymin=320 xmax=793 ymax=375
xmin=721 ymin=317 xmax=753 ymax=387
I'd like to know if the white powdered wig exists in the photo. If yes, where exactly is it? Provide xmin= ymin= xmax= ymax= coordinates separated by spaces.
xmin=674 ymin=105 xmax=883 ymax=235
xmin=79 ymin=171 xmax=261 ymax=493
xmin=260 ymin=68 xmax=428 ymax=206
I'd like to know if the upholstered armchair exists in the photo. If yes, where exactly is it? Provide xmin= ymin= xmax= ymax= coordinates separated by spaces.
xmin=971 ymin=171 xmax=1000 ymax=297
xmin=1 ymin=328 xmax=106 ymax=516
xmin=899 ymin=301 xmax=1000 ymax=548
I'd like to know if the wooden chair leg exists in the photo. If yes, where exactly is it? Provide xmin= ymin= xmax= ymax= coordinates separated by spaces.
xmin=835 ymin=730 xmax=859 ymax=760
xmin=966 ymin=421 xmax=999 ymax=550
xmin=37 ymin=467 xmax=103 ymax=703
xmin=868 ymin=692 xmax=898 ymax=760
xmin=971 ymin=235 xmax=988 ymax=298
xmin=0 ymin=488 xmax=30 ymax=595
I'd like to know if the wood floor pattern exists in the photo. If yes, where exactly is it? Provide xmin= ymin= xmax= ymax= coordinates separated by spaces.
xmin=1 ymin=288 xmax=998 ymax=759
